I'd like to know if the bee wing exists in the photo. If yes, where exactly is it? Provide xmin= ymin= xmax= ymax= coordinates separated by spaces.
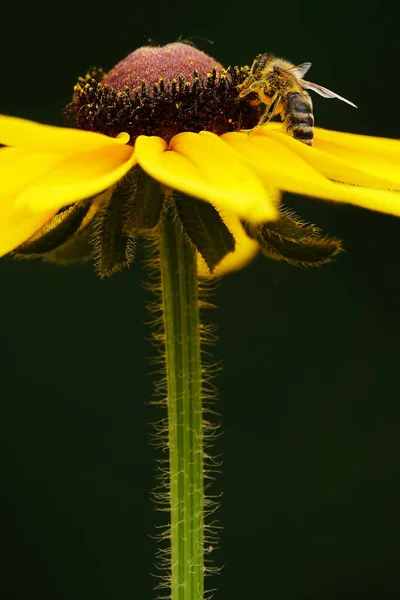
xmin=286 ymin=62 xmax=312 ymax=79
xmin=300 ymin=79 xmax=358 ymax=108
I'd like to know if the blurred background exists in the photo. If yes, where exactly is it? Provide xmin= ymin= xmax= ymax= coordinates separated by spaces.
xmin=1 ymin=1 xmax=399 ymax=598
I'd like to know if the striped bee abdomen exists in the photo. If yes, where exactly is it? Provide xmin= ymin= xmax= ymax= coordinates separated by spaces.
xmin=284 ymin=92 xmax=314 ymax=146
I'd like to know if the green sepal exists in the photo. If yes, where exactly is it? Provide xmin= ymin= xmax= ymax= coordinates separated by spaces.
xmin=14 ymin=200 xmax=92 ymax=256
xmin=243 ymin=208 xmax=343 ymax=267
xmin=92 ymin=180 xmax=136 ymax=278
xmin=174 ymin=193 xmax=235 ymax=272
xmin=41 ymin=225 xmax=94 ymax=265
xmin=125 ymin=166 xmax=165 ymax=232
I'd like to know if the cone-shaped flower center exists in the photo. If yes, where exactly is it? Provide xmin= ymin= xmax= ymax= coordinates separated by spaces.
xmin=103 ymin=42 xmax=224 ymax=90
xmin=67 ymin=42 xmax=260 ymax=143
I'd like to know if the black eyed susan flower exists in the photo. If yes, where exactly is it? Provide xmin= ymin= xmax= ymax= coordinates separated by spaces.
xmin=3 ymin=42 xmax=400 ymax=600
xmin=2 ymin=42 xmax=400 ymax=278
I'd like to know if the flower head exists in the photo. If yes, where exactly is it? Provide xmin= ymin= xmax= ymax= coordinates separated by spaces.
xmin=1 ymin=42 xmax=400 ymax=277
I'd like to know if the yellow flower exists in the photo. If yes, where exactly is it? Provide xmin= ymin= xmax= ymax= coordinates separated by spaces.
xmin=1 ymin=43 xmax=400 ymax=277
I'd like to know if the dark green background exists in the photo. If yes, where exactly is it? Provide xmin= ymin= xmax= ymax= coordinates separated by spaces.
xmin=1 ymin=1 xmax=399 ymax=598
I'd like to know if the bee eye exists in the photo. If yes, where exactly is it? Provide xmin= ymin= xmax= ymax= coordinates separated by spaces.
xmin=252 ymin=59 xmax=265 ymax=73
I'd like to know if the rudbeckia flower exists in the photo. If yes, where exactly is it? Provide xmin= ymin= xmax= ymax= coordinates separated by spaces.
xmin=1 ymin=42 xmax=400 ymax=277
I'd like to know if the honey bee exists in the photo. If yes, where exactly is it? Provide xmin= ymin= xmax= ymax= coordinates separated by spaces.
xmin=237 ymin=54 xmax=357 ymax=145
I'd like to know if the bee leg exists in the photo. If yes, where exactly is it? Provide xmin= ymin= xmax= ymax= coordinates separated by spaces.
xmin=248 ymin=95 xmax=280 ymax=134
xmin=237 ymin=79 xmax=266 ymax=100
xmin=258 ymin=95 xmax=280 ymax=127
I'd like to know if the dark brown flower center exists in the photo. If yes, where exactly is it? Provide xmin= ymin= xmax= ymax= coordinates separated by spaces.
xmin=66 ymin=42 xmax=259 ymax=144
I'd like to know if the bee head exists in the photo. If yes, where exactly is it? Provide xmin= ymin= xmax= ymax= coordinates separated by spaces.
xmin=250 ymin=53 xmax=271 ymax=77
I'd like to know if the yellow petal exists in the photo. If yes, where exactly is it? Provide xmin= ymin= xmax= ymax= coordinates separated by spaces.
xmin=197 ymin=210 xmax=259 ymax=277
xmin=222 ymin=131 xmax=333 ymax=195
xmin=223 ymin=131 xmax=400 ymax=218
xmin=16 ymin=144 xmax=136 ymax=213
xmin=313 ymin=135 xmax=400 ymax=189
xmin=0 ymin=147 xmax=68 ymax=197
xmin=313 ymin=127 xmax=400 ymax=162
xmin=0 ymin=146 xmax=33 ymax=167
xmin=0 ymin=203 xmax=57 ymax=258
xmin=0 ymin=114 xmax=129 ymax=151
xmin=258 ymin=123 xmax=400 ymax=188
xmin=134 ymin=133 xmax=278 ymax=223
xmin=262 ymin=121 xmax=400 ymax=156
xmin=254 ymin=128 xmax=400 ymax=190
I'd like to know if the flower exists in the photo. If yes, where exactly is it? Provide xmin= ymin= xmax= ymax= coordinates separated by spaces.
xmin=1 ymin=42 xmax=400 ymax=277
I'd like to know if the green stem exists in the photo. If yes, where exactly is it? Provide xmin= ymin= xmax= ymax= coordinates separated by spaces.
xmin=159 ymin=201 xmax=204 ymax=600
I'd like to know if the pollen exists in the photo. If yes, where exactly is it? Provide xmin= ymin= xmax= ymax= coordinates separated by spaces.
xmin=66 ymin=42 xmax=260 ymax=144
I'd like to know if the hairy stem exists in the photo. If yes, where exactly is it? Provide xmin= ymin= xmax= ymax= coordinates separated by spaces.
xmin=159 ymin=201 xmax=204 ymax=600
